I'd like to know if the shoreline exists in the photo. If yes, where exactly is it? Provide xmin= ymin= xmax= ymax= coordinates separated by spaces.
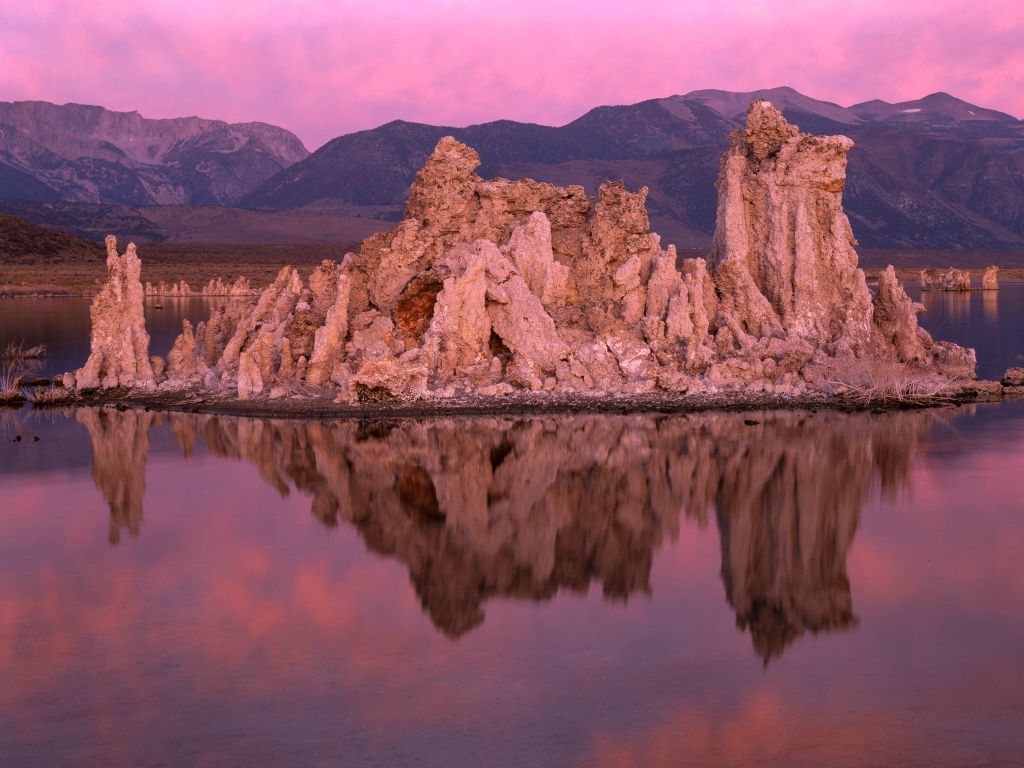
xmin=13 ymin=378 xmax=1019 ymax=421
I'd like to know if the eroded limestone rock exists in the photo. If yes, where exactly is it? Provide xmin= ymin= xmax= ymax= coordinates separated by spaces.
xmin=711 ymin=100 xmax=872 ymax=358
xmin=1002 ymin=367 xmax=1024 ymax=387
xmin=872 ymin=266 xmax=976 ymax=376
xmin=76 ymin=236 xmax=155 ymax=389
xmin=306 ymin=272 xmax=352 ymax=387
xmin=503 ymin=212 xmax=570 ymax=309
xmin=921 ymin=267 xmax=972 ymax=291
xmin=166 ymin=320 xmax=199 ymax=381
xmin=421 ymin=243 xmax=492 ymax=386
xmin=872 ymin=266 xmax=931 ymax=365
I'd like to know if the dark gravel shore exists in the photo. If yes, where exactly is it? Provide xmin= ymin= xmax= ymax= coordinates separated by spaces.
xmin=27 ymin=378 xmax=1019 ymax=420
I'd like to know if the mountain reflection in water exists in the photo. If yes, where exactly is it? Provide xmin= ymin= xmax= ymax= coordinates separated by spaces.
xmin=76 ymin=406 xmax=943 ymax=660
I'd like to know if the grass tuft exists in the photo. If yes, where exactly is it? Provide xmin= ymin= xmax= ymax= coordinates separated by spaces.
xmin=1 ymin=340 xmax=46 ymax=403
xmin=25 ymin=386 xmax=74 ymax=407
xmin=821 ymin=358 xmax=967 ymax=406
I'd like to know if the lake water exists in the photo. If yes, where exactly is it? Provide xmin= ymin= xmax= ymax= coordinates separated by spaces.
xmin=0 ymin=296 xmax=224 ymax=380
xmin=1 ymin=285 xmax=1023 ymax=767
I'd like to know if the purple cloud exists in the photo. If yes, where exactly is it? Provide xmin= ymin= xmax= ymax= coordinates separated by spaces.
xmin=1 ymin=0 xmax=1021 ymax=149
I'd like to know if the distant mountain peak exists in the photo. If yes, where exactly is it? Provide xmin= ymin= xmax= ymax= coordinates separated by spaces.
xmin=848 ymin=92 xmax=1017 ymax=123
xmin=680 ymin=86 xmax=860 ymax=124
xmin=0 ymin=100 xmax=310 ymax=206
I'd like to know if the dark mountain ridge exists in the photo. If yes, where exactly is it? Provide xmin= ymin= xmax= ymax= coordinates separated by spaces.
xmin=0 ymin=212 xmax=103 ymax=264
xmin=241 ymin=87 xmax=1024 ymax=249
xmin=0 ymin=101 xmax=309 ymax=206
xmin=3 ymin=89 xmax=1022 ymax=250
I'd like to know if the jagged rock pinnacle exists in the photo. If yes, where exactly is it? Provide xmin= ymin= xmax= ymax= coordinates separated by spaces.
xmin=742 ymin=100 xmax=799 ymax=160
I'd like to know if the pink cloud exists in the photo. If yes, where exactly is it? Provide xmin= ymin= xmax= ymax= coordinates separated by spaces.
xmin=1 ymin=0 xmax=1021 ymax=148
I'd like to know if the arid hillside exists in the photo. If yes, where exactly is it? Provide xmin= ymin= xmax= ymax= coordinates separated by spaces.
xmin=0 ymin=213 xmax=103 ymax=264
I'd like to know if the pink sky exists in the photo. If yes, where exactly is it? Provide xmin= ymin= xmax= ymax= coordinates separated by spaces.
xmin=2 ymin=0 xmax=1022 ymax=149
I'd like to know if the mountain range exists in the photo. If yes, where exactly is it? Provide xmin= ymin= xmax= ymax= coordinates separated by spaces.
xmin=0 ymin=101 xmax=308 ymax=205
xmin=2 ymin=87 xmax=1023 ymax=250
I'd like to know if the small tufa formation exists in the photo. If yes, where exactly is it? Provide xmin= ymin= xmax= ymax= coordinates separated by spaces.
xmin=870 ymin=266 xmax=972 ymax=371
xmin=145 ymin=276 xmax=254 ymax=297
xmin=165 ymin=319 xmax=199 ymax=381
xmin=982 ymin=266 xmax=999 ymax=291
xmin=71 ymin=102 xmax=976 ymax=402
xmin=921 ymin=267 xmax=972 ymax=291
xmin=74 ymin=236 xmax=156 ymax=389
xmin=145 ymin=279 xmax=192 ymax=298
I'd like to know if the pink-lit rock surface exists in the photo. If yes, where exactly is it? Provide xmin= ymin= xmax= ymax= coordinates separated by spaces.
xmin=71 ymin=102 xmax=977 ymax=403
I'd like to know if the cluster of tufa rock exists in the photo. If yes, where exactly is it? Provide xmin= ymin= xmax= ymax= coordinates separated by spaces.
xmin=69 ymin=101 xmax=977 ymax=401
xmin=920 ymin=266 xmax=999 ymax=292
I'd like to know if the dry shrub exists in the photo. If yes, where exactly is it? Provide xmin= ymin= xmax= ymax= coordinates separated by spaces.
xmin=26 ymin=386 xmax=74 ymax=407
xmin=21 ymin=344 xmax=46 ymax=359
xmin=821 ymin=356 xmax=966 ymax=405
xmin=355 ymin=383 xmax=398 ymax=404
xmin=265 ymin=377 xmax=333 ymax=400
xmin=1 ymin=340 xmax=45 ymax=402
xmin=0 ymin=388 xmax=24 ymax=405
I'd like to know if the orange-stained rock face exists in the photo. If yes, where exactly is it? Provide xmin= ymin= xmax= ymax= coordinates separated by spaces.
xmin=394 ymin=277 xmax=444 ymax=347
xmin=74 ymin=101 xmax=977 ymax=402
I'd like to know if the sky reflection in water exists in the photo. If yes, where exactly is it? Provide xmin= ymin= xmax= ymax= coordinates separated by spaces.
xmin=2 ymin=401 xmax=1024 ymax=767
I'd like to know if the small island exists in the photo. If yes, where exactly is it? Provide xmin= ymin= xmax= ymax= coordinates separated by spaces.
xmin=60 ymin=102 xmax=1019 ymax=414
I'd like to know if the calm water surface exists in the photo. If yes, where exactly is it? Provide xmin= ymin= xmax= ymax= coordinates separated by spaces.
xmin=1 ymin=285 xmax=1023 ymax=767
xmin=0 ymin=296 xmax=223 ymax=379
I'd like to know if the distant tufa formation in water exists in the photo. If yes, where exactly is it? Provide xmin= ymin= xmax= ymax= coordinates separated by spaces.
xmin=67 ymin=101 xmax=977 ymax=400
xmin=920 ymin=266 xmax=999 ymax=292
xmin=144 ymin=277 xmax=256 ymax=298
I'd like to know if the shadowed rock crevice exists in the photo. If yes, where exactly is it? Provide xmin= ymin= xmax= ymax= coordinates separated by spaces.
xmin=394 ymin=278 xmax=444 ymax=347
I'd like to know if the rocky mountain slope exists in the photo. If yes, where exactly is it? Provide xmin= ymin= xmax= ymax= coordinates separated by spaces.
xmin=0 ymin=201 xmax=389 ymax=245
xmin=243 ymin=87 xmax=1024 ymax=250
xmin=4 ymin=89 xmax=1022 ymax=250
xmin=0 ymin=101 xmax=309 ymax=205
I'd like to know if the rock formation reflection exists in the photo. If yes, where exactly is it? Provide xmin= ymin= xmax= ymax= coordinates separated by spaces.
xmin=79 ymin=406 xmax=944 ymax=658
xmin=983 ymin=290 xmax=998 ymax=323
xmin=77 ymin=407 xmax=156 ymax=544
xmin=922 ymin=288 xmax=971 ymax=321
